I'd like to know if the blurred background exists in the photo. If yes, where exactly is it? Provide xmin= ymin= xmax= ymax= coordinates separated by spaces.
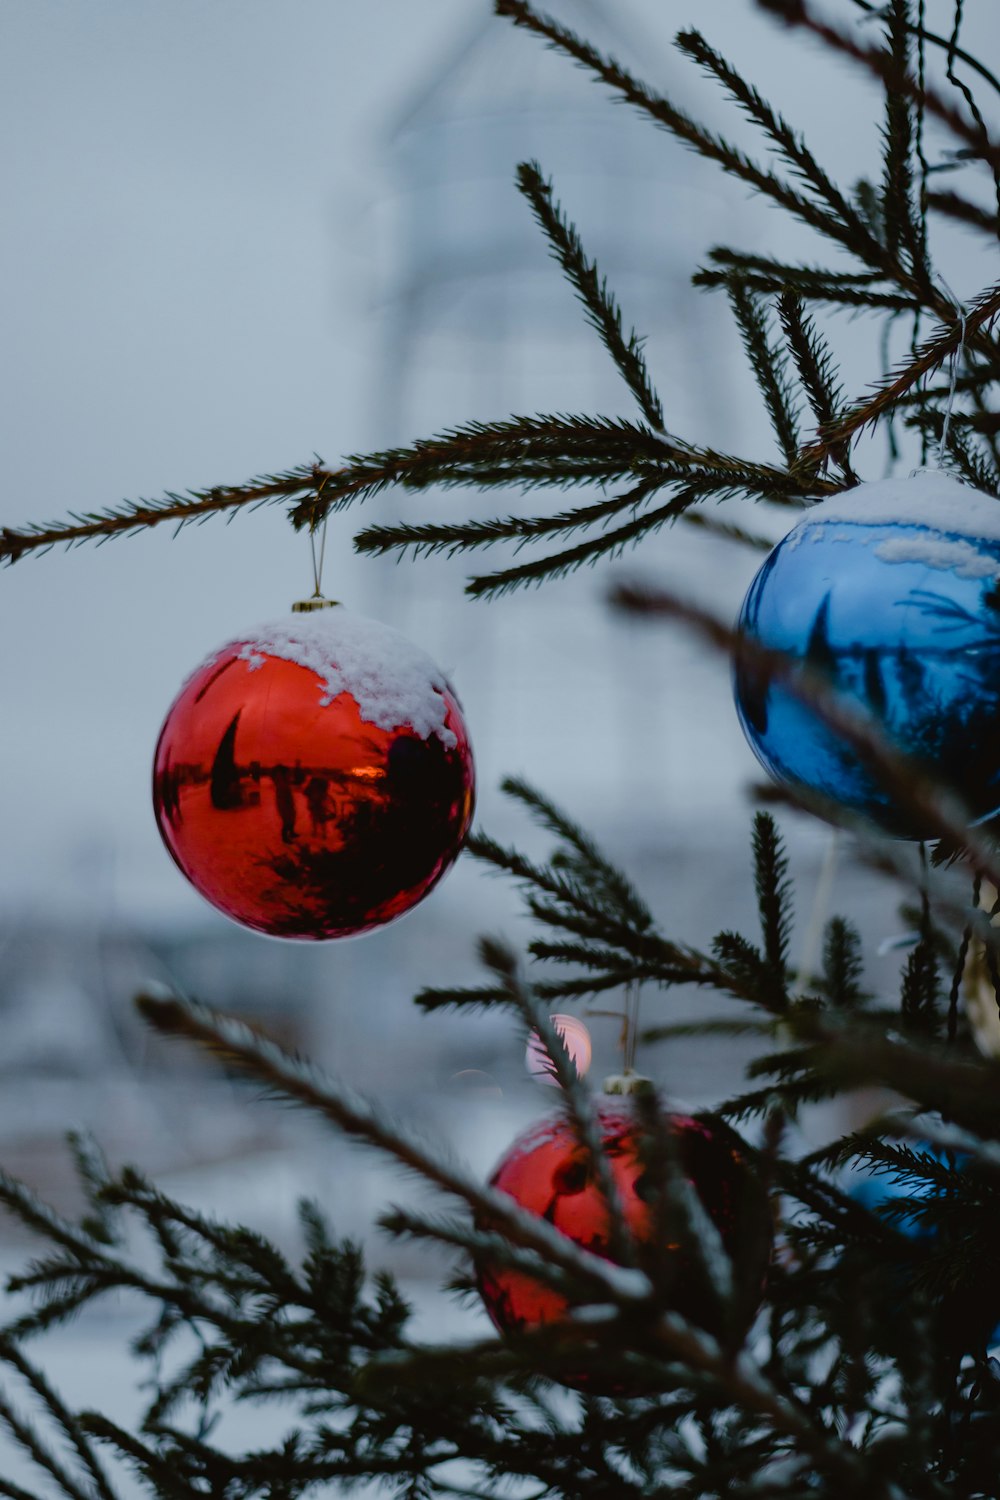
xmin=0 ymin=0 xmax=998 ymax=1469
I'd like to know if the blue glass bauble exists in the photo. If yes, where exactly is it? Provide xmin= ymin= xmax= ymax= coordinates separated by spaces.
xmin=734 ymin=472 xmax=1000 ymax=838
xmin=846 ymin=1141 xmax=945 ymax=1242
xmin=845 ymin=1142 xmax=1000 ymax=1350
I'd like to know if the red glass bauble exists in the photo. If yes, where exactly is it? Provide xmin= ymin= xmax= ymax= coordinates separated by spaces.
xmin=152 ymin=607 xmax=475 ymax=939
xmin=477 ymin=1098 xmax=770 ymax=1367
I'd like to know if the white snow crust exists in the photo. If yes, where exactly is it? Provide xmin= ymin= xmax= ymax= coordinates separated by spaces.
xmin=798 ymin=470 xmax=1000 ymax=541
xmin=218 ymin=608 xmax=456 ymax=747
xmin=873 ymin=534 xmax=1000 ymax=578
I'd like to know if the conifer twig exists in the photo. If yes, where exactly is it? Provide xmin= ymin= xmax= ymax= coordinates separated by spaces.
xmin=494 ymin=0 xmax=898 ymax=273
xmin=516 ymin=161 xmax=663 ymax=428
xmin=801 ymin=278 xmax=1000 ymax=463
xmin=757 ymin=0 xmax=1000 ymax=173
xmin=135 ymin=991 xmax=653 ymax=1308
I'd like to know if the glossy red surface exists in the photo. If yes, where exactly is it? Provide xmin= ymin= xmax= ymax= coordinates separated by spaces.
xmin=477 ymin=1098 xmax=770 ymax=1364
xmin=153 ymin=643 xmax=475 ymax=939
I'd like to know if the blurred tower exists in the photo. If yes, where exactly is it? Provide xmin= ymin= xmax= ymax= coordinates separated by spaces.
xmin=363 ymin=0 xmax=749 ymax=856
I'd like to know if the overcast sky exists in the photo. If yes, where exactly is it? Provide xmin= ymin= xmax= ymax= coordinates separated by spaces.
xmin=0 ymin=0 xmax=997 ymax=928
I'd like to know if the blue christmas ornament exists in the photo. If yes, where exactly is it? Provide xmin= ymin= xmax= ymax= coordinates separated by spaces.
xmin=847 ymin=1140 xmax=947 ymax=1241
xmin=734 ymin=472 xmax=1000 ymax=837
xmin=845 ymin=1141 xmax=1000 ymax=1350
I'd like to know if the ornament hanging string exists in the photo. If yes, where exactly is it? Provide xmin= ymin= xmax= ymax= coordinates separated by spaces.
xmin=309 ymin=512 xmax=329 ymax=601
xmin=622 ymin=980 xmax=641 ymax=1074
xmin=935 ymin=274 xmax=968 ymax=465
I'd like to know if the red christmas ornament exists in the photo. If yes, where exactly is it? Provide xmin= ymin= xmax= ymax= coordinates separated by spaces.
xmin=152 ymin=605 xmax=475 ymax=939
xmin=476 ymin=1097 xmax=770 ymax=1365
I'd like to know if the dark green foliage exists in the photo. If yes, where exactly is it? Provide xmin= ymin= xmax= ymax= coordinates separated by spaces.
xmin=817 ymin=917 xmax=866 ymax=1010
xmin=7 ymin=2 xmax=1000 ymax=1497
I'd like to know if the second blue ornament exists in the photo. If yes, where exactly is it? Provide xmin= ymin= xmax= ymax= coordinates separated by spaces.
xmin=734 ymin=471 xmax=1000 ymax=838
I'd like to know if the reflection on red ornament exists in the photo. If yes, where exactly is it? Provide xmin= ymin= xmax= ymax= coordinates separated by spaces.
xmin=476 ymin=1097 xmax=770 ymax=1380
xmin=152 ymin=610 xmax=475 ymax=939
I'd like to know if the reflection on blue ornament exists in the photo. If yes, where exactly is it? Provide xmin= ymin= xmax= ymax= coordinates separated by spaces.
xmin=734 ymin=472 xmax=1000 ymax=838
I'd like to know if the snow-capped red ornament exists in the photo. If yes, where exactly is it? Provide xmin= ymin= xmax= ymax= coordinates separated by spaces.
xmin=734 ymin=472 xmax=1000 ymax=838
xmin=475 ymin=1096 xmax=770 ymax=1377
xmin=152 ymin=602 xmax=475 ymax=939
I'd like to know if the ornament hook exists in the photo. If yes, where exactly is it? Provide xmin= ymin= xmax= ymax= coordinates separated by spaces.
xmin=293 ymin=477 xmax=339 ymax=613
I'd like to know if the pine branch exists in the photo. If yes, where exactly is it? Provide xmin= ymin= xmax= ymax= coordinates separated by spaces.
xmin=902 ymin=409 xmax=1000 ymax=495
xmin=800 ymin=278 xmax=1000 ymax=465
xmin=0 ymin=462 xmax=325 ymax=567
xmin=777 ymin=293 xmax=858 ymax=481
xmin=727 ymin=284 xmax=801 ymax=468
xmin=0 ymin=1394 xmax=93 ymax=1500
xmin=817 ymin=917 xmax=866 ymax=1010
xmin=354 ymin=478 xmax=664 ymax=561
xmin=680 ymin=512 xmax=773 ymax=552
xmin=926 ymin=188 xmax=999 ymax=237
xmin=516 ymin=161 xmax=663 ymax=427
xmin=694 ymin=260 xmax=918 ymax=312
xmin=848 ymin=0 xmax=1000 ymax=106
xmin=757 ymin=0 xmax=1000 ymax=174
xmin=461 ymin=482 xmax=722 ymax=598
xmin=751 ymin=812 xmax=793 ymax=1002
xmin=880 ymin=0 xmax=924 ymax=276
xmin=494 ymin=0 xmax=898 ymax=274
xmin=1 ymin=416 xmax=818 ymax=570
xmin=0 ymin=1339 xmax=119 ymax=1500
xmin=501 ymin=776 xmax=655 ymax=932
xmin=136 ymin=991 xmax=654 ymax=1308
xmin=676 ymin=30 xmax=873 ymax=251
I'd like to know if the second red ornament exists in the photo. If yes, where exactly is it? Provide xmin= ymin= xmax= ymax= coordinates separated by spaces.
xmin=476 ymin=1095 xmax=771 ymax=1378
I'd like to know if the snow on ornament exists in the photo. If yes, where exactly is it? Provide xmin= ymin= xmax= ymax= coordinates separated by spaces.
xmin=734 ymin=472 xmax=1000 ymax=838
xmin=152 ymin=603 xmax=475 ymax=939
xmin=475 ymin=1095 xmax=771 ymax=1384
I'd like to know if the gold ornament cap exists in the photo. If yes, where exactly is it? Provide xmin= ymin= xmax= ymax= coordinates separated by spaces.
xmin=602 ymin=1070 xmax=655 ymax=1097
xmin=291 ymin=597 xmax=341 ymax=613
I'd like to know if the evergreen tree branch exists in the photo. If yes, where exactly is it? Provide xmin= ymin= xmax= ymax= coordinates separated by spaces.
xmin=0 ymin=1484 xmax=45 ymax=1500
xmin=516 ymin=161 xmax=663 ymax=427
xmin=777 ymin=293 xmax=858 ymax=481
xmin=727 ymin=285 xmax=801 ymax=468
xmin=926 ymin=188 xmax=998 ymax=237
xmin=880 ymin=0 xmax=925 ymax=277
xmin=0 ymin=1338 xmax=119 ymax=1500
xmin=0 ymin=1394 xmax=93 ymax=1500
xmin=0 ymin=463 xmax=326 ymax=566
xmin=680 ymin=512 xmax=773 ymax=552
xmin=2 ymin=417 xmax=819 ymax=570
xmin=494 ymin=0 xmax=896 ymax=273
xmin=135 ymin=991 xmax=654 ymax=1309
xmin=757 ymin=0 xmax=1000 ymax=174
xmin=848 ymin=0 xmax=1000 ymax=105
xmin=354 ymin=478 xmax=665 ymax=561
xmin=800 ymin=278 xmax=1000 ymax=464
xmin=501 ymin=776 xmax=655 ymax=932
xmin=694 ymin=262 xmax=918 ymax=312
xmin=752 ymin=812 xmax=793 ymax=1002
xmin=676 ymin=29 xmax=872 ymax=247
